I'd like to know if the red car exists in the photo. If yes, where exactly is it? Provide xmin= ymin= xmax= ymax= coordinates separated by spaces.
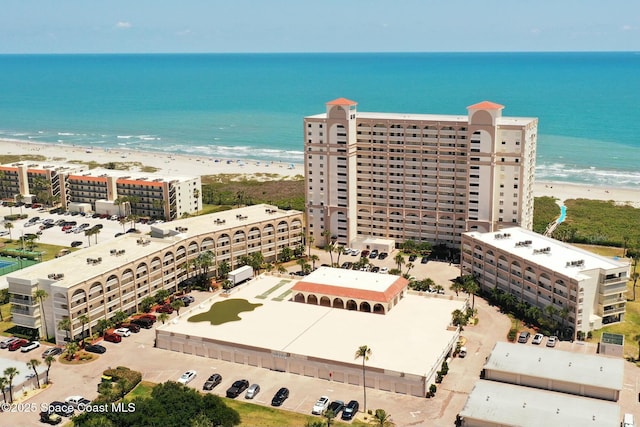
xmin=137 ymin=314 xmax=157 ymax=322
xmin=155 ymin=305 xmax=174 ymax=314
xmin=8 ymin=339 xmax=29 ymax=351
xmin=103 ymin=333 xmax=122 ymax=343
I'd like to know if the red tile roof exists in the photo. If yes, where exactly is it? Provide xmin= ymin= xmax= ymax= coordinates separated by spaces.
xmin=292 ymin=276 xmax=408 ymax=303
xmin=467 ymin=101 xmax=504 ymax=110
xmin=326 ymin=97 xmax=357 ymax=106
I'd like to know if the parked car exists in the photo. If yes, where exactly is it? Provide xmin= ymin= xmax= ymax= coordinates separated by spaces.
xmin=42 ymin=347 xmax=63 ymax=358
xmin=138 ymin=314 xmax=157 ymax=322
xmin=203 ymin=373 xmax=222 ymax=390
xmin=65 ymin=395 xmax=91 ymax=409
xmin=360 ymin=250 xmax=370 ymax=257
xmin=378 ymin=252 xmax=388 ymax=260
xmin=341 ymin=400 xmax=359 ymax=420
xmin=114 ymin=328 xmax=131 ymax=337
xmin=408 ymin=254 xmax=417 ymax=262
xmin=350 ymin=249 xmax=360 ymax=256
xmin=379 ymin=267 xmax=389 ymax=274
xmin=245 ymin=383 xmax=260 ymax=399
xmin=39 ymin=410 xmax=62 ymax=425
xmin=48 ymin=401 xmax=74 ymax=417
xmin=131 ymin=318 xmax=153 ymax=329
xmin=312 ymin=396 xmax=330 ymax=415
xmin=342 ymin=247 xmax=352 ymax=255
xmin=180 ymin=295 xmax=195 ymax=304
xmin=8 ymin=338 xmax=28 ymax=351
xmin=120 ymin=323 xmax=140 ymax=333
xmin=517 ymin=331 xmax=531 ymax=343
xmin=21 ymin=340 xmax=40 ymax=352
xmin=369 ymin=249 xmax=379 ymax=259
xmin=546 ymin=336 xmax=558 ymax=348
xmin=0 ymin=337 xmax=20 ymax=349
xmin=156 ymin=304 xmax=174 ymax=314
xmin=532 ymin=333 xmax=545 ymax=345
xmin=71 ymin=241 xmax=83 ymax=247
xmin=327 ymin=400 xmax=344 ymax=415
xmin=421 ymin=256 xmax=429 ymax=264
xmin=103 ymin=333 xmax=122 ymax=343
xmin=226 ymin=379 xmax=250 ymax=398
xmin=84 ymin=344 xmax=107 ymax=354
xmin=178 ymin=370 xmax=197 ymax=384
xmin=271 ymin=387 xmax=290 ymax=406
xmin=458 ymin=347 xmax=468 ymax=358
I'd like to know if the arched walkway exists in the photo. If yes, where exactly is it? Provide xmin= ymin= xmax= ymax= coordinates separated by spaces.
xmin=346 ymin=300 xmax=357 ymax=311
xmin=333 ymin=298 xmax=344 ymax=309
xmin=308 ymin=294 xmax=318 ymax=305
xmin=320 ymin=296 xmax=331 ymax=307
xmin=360 ymin=301 xmax=371 ymax=312
xmin=294 ymin=293 xmax=305 ymax=303
xmin=373 ymin=303 xmax=385 ymax=314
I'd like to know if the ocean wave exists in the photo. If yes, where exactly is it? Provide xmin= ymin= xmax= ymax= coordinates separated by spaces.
xmin=536 ymin=163 xmax=640 ymax=187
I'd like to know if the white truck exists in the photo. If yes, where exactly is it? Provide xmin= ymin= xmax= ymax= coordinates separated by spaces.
xmin=228 ymin=265 xmax=254 ymax=285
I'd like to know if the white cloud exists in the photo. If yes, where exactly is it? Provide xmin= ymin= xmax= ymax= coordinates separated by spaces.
xmin=621 ymin=25 xmax=634 ymax=31
xmin=116 ymin=21 xmax=132 ymax=29
xmin=176 ymin=29 xmax=193 ymax=36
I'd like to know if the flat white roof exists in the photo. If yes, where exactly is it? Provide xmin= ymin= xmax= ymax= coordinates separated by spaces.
xmin=150 ymin=204 xmax=302 ymax=239
xmin=302 ymin=266 xmax=398 ymax=293
xmin=305 ymin=112 xmax=536 ymax=126
xmin=67 ymin=167 xmax=197 ymax=182
xmin=485 ymin=342 xmax=624 ymax=391
xmin=460 ymin=381 xmax=620 ymax=427
xmin=159 ymin=274 xmax=463 ymax=377
xmin=464 ymin=227 xmax=628 ymax=280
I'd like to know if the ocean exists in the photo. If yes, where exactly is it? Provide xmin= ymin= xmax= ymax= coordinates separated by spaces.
xmin=0 ymin=52 xmax=638 ymax=187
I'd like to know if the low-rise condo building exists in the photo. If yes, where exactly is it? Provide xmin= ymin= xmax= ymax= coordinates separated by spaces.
xmin=0 ymin=161 xmax=201 ymax=220
xmin=6 ymin=205 xmax=303 ymax=344
xmin=304 ymin=99 xmax=538 ymax=248
xmin=461 ymin=227 xmax=629 ymax=335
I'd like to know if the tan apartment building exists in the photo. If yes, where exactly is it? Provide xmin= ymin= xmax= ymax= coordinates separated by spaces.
xmin=0 ymin=161 xmax=201 ymax=220
xmin=304 ymin=99 xmax=537 ymax=248
xmin=7 ymin=205 xmax=303 ymax=344
xmin=461 ymin=227 xmax=629 ymax=335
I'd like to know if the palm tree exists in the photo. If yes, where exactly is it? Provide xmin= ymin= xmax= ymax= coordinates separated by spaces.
xmin=307 ymin=234 xmax=315 ymax=258
xmin=373 ymin=409 xmax=394 ymax=427
xmin=171 ymin=299 xmax=185 ymax=315
xmin=336 ymin=246 xmax=345 ymax=267
xmin=462 ymin=275 xmax=480 ymax=309
xmin=119 ymin=217 xmax=128 ymax=232
xmin=355 ymin=345 xmax=372 ymax=413
xmin=96 ymin=319 xmax=110 ymax=336
xmin=27 ymin=359 xmax=41 ymax=388
xmin=44 ymin=355 xmax=55 ymax=384
xmin=4 ymin=366 xmax=19 ymax=402
xmin=325 ymin=243 xmax=335 ymax=266
xmin=310 ymin=254 xmax=319 ymax=269
xmin=296 ymin=258 xmax=307 ymax=274
xmin=78 ymin=314 xmax=90 ymax=340
xmin=394 ymin=253 xmax=405 ymax=271
xmin=158 ymin=313 xmax=170 ymax=324
xmin=404 ymin=262 xmax=414 ymax=276
xmin=450 ymin=277 xmax=465 ymax=296
xmin=34 ymin=288 xmax=49 ymax=340
xmin=3 ymin=221 xmax=13 ymax=240
xmin=65 ymin=342 xmax=79 ymax=361
xmin=321 ymin=230 xmax=331 ymax=247
xmin=57 ymin=318 xmax=72 ymax=341
xmin=0 ymin=376 xmax=8 ymax=402
xmin=323 ymin=409 xmax=336 ymax=427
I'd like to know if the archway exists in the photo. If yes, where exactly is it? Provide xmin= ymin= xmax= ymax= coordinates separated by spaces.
xmin=346 ymin=300 xmax=357 ymax=311
xmin=294 ymin=293 xmax=305 ymax=303
xmin=308 ymin=294 xmax=318 ymax=305
xmin=373 ymin=303 xmax=385 ymax=314
xmin=359 ymin=301 xmax=371 ymax=312
xmin=333 ymin=298 xmax=344 ymax=309
xmin=320 ymin=296 xmax=331 ymax=307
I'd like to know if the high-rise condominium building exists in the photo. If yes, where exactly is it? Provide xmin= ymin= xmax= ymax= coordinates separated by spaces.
xmin=304 ymin=99 xmax=538 ymax=248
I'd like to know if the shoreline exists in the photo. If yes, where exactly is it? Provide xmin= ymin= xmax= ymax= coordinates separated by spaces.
xmin=2 ymin=138 xmax=639 ymax=207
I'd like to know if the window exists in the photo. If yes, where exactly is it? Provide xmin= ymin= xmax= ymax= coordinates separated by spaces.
xmin=514 ymin=184 xmax=518 ymax=189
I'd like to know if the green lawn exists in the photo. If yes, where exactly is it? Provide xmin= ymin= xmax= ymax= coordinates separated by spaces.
xmin=188 ymin=298 xmax=262 ymax=325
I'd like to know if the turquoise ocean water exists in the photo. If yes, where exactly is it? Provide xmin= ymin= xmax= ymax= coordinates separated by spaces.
xmin=0 ymin=52 xmax=638 ymax=187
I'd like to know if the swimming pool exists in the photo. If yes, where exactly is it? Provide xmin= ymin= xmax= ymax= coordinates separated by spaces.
xmin=0 ymin=260 xmax=15 ymax=269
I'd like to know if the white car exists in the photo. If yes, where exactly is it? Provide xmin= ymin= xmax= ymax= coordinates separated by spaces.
xmin=350 ymin=249 xmax=360 ymax=256
xmin=0 ymin=337 xmax=19 ymax=348
xmin=178 ymin=370 xmax=197 ymax=384
xmin=532 ymin=333 xmax=545 ymax=345
xmin=379 ymin=267 xmax=389 ymax=274
xmin=20 ymin=341 xmax=40 ymax=352
xmin=546 ymin=336 xmax=558 ymax=347
xmin=114 ymin=328 xmax=131 ymax=337
xmin=65 ymin=395 xmax=91 ymax=409
xmin=312 ymin=396 xmax=330 ymax=415
xmin=342 ymin=247 xmax=352 ymax=255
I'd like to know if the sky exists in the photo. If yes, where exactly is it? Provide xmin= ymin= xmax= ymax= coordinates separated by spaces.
xmin=1 ymin=0 xmax=638 ymax=54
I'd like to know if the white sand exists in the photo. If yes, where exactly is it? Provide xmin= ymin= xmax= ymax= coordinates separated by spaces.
xmin=1 ymin=139 xmax=304 ymax=181
xmin=2 ymin=138 xmax=639 ymax=207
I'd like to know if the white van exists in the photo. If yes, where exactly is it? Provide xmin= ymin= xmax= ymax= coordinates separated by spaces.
xmin=623 ymin=413 xmax=635 ymax=427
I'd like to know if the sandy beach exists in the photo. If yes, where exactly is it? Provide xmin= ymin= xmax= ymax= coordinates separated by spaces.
xmin=2 ymin=138 xmax=639 ymax=207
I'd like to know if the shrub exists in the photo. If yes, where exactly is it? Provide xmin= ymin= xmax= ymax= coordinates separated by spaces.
xmin=4 ymin=214 xmax=28 ymax=221
xmin=507 ymin=328 xmax=518 ymax=342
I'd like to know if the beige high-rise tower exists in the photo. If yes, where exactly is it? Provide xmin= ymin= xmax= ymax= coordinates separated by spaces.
xmin=304 ymin=99 xmax=537 ymax=248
